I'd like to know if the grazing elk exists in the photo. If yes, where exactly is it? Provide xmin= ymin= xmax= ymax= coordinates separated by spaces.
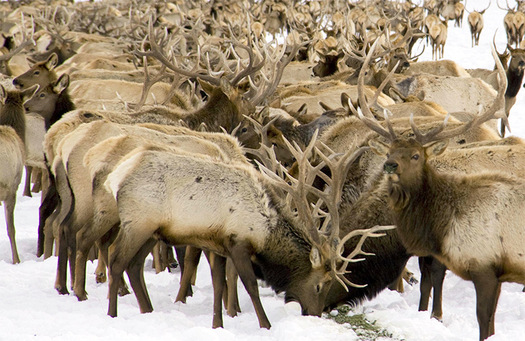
xmin=357 ymin=42 xmax=524 ymax=340
xmin=104 ymin=135 xmax=390 ymax=328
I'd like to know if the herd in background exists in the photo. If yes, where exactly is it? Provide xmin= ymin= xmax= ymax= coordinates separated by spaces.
xmin=1 ymin=0 xmax=525 ymax=340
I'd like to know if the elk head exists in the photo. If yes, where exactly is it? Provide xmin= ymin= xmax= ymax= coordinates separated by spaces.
xmin=355 ymin=39 xmax=507 ymax=209
xmin=13 ymin=52 xmax=58 ymax=90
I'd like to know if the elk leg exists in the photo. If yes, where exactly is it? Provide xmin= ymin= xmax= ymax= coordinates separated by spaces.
xmin=31 ymin=168 xmax=42 ymax=193
xmin=471 ymin=269 xmax=501 ymax=341
xmin=54 ymin=222 xmax=69 ymax=295
xmin=226 ymin=257 xmax=241 ymax=317
xmin=108 ymin=225 xmax=155 ymax=317
xmin=228 ymin=241 xmax=271 ymax=329
xmin=175 ymin=246 xmax=185 ymax=272
xmin=418 ymin=256 xmax=433 ymax=312
xmin=74 ymin=220 xmax=108 ymax=300
xmin=38 ymin=177 xmax=58 ymax=258
xmin=23 ymin=166 xmax=32 ymax=197
xmin=4 ymin=196 xmax=20 ymax=264
xmin=94 ymin=249 xmax=106 ymax=283
xmin=210 ymin=253 xmax=226 ymax=328
xmin=126 ymin=237 xmax=156 ymax=314
xmin=175 ymin=246 xmax=201 ymax=303
xmin=152 ymin=241 xmax=162 ymax=273
xmin=430 ymin=259 xmax=447 ymax=321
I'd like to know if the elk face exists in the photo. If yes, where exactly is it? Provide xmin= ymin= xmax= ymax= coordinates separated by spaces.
xmin=508 ymin=45 xmax=525 ymax=72
xmin=12 ymin=53 xmax=58 ymax=90
xmin=284 ymin=245 xmax=334 ymax=316
xmin=388 ymin=47 xmax=411 ymax=73
xmin=369 ymin=138 xmax=448 ymax=186
xmin=23 ymin=74 xmax=69 ymax=123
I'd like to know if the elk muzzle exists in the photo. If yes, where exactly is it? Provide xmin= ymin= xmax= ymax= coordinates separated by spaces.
xmin=383 ymin=161 xmax=398 ymax=174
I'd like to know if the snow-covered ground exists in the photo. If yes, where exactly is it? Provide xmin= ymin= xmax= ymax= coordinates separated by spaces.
xmin=1 ymin=2 xmax=525 ymax=341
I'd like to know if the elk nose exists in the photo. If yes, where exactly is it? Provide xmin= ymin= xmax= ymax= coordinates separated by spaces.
xmin=12 ymin=78 xmax=22 ymax=88
xmin=383 ymin=162 xmax=398 ymax=174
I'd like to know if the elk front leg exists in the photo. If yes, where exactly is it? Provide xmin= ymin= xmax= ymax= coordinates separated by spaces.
xmin=228 ymin=240 xmax=271 ymax=329
xmin=471 ymin=269 xmax=501 ymax=341
xmin=430 ymin=259 xmax=447 ymax=321
xmin=210 ymin=253 xmax=226 ymax=328
xmin=175 ymin=246 xmax=201 ymax=303
xmin=418 ymin=256 xmax=432 ymax=312
xmin=226 ymin=258 xmax=241 ymax=317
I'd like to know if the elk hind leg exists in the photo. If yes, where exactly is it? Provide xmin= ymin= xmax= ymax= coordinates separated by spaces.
xmin=430 ymin=259 xmax=447 ymax=321
xmin=126 ymin=237 xmax=157 ymax=314
xmin=4 ymin=196 xmax=20 ymax=264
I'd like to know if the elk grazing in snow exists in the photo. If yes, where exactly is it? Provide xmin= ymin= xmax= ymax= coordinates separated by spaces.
xmin=356 ymin=42 xmax=525 ymax=340
xmin=103 ymin=131 xmax=392 ymax=328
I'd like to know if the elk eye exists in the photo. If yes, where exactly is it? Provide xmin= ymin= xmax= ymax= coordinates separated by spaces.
xmin=241 ymin=127 xmax=248 ymax=133
xmin=315 ymin=284 xmax=322 ymax=294
xmin=386 ymin=153 xmax=390 ymax=158
xmin=34 ymin=70 xmax=39 ymax=75
xmin=412 ymin=154 xmax=419 ymax=160
xmin=39 ymin=93 xmax=45 ymax=98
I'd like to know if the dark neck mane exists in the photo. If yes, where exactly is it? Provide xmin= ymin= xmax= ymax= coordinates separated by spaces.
xmin=389 ymin=166 xmax=451 ymax=256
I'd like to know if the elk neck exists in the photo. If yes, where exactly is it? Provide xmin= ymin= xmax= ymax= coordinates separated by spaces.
xmin=0 ymin=90 xmax=25 ymax=143
xmin=253 ymin=195 xmax=316 ymax=294
xmin=505 ymin=65 xmax=524 ymax=98
xmin=387 ymin=164 xmax=453 ymax=257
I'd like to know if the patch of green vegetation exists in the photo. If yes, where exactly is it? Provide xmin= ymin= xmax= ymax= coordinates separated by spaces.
xmin=325 ymin=305 xmax=396 ymax=341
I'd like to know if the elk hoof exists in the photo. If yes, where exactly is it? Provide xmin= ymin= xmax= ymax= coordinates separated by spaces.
xmin=431 ymin=314 xmax=443 ymax=322
xmin=55 ymin=285 xmax=69 ymax=295
xmin=118 ymin=286 xmax=130 ymax=297
xmin=75 ymin=291 xmax=88 ymax=301
xmin=95 ymin=272 xmax=107 ymax=284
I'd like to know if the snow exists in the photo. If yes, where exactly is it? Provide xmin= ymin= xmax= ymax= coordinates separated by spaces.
xmin=1 ymin=2 xmax=525 ymax=341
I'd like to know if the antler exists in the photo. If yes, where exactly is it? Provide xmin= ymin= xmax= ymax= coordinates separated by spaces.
xmin=410 ymin=44 xmax=507 ymax=145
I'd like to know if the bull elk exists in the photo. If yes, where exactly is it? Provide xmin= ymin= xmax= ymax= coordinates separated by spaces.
xmin=104 ymin=132 xmax=392 ymax=328
xmin=500 ymin=44 xmax=525 ymax=137
xmin=356 ymin=41 xmax=524 ymax=341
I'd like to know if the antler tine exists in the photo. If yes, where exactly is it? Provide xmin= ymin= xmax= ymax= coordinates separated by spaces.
xmin=356 ymin=39 xmax=397 ymax=142
xmin=415 ymin=44 xmax=507 ymax=145
xmin=0 ymin=14 xmax=36 ymax=62
xmin=334 ymin=225 xmax=397 ymax=291
xmin=134 ymin=18 xmax=221 ymax=86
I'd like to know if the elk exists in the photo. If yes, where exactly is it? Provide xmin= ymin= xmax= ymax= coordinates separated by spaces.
xmin=356 ymin=41 xmax=524 ymax=340
xmin=467 ymin=2 xmax=490 ymax=47
xmin=64 ymin=120 xmax=247 ymax=301
xmin=0 ymin=83 xmax=38 ymax=264
xmin=429 ymin=20 xmax=447 ymax=60
xmin=500 ymin=44 xmax=525 ymax=137
xmin=103 ymin=133 xmax=391 ymax=328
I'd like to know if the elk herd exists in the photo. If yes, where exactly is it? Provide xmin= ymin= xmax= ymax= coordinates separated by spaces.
xmin=1 ymin=0 xmax=525 ymax=340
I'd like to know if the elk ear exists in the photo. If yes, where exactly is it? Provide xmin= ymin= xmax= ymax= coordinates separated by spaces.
xmin=21 ymin=84 xmax=39 ymax=101
xmin=219 ymin=77 xmax=236 ymax=99
xmin=0 ymin=84 xmax=6 ymax=105
xmin=424 ymin=140 xmax=448 ymax=158
xmin=53 ymin=74 xmax=69 ymax=94
xmin=309 ymin=247 xmax=322 ymax=269
xmin=45 ymin=53 xmax=59 ymax=71
xmin=368 ymin=139 xmax=390 ymax=156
